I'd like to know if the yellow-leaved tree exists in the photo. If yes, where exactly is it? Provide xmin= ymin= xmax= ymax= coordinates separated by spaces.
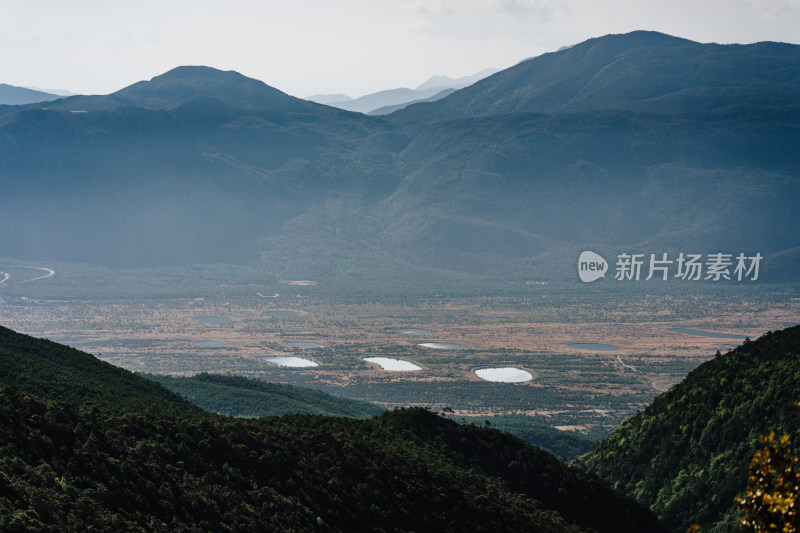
xmin=736 ymin=429 xmax=800 ymax=532
xmin=687 ymin=400 xmax=800 ymax=533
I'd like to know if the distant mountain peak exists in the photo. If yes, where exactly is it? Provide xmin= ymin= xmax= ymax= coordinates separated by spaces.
xmin=305 ymin=93 xmax=352 ymax=105
xmin=415 ymin=68 xmax=499 ymax=91
xmin=318 ymin=68 xmax=499 ymax=114
xmin=111 ymin=65 xmax=315 ymax=112
xmin=0 ymin=83 xmax=61 ymax=105
xmin=599 ymin=29 xmax=691 ymax=42
xmin=390 ymin=30 xmax=800 ymax=122
xmin=146 ymin=65 xmax=257 ymax=86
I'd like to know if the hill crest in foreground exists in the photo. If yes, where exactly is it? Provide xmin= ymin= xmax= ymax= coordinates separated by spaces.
xmin=0 ymin=390 xmax=666 ymax=532
xmin=0 ymin=324 xmax=666 ymax=532
xmin=148 ymin=372 xmax=385 ymax=418
xmin=0 ymin=324 xmax=201 ymax=417
xmin=576 ymin=325 xmax=800 ymax=532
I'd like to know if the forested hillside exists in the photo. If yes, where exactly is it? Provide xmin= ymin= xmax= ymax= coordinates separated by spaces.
xmin=0 ymin=324 xmax=200 ymax=417
xmin=1 ymin=32 xmax=798 ymax=280
xmin=576 ymin=325 xmax=800 ymax=532
xmin=0 ymin=391 xmax=668 ymax=532
xmin=0 ymin=324 xmax=667 ymax=531
xmin=390 ymin=31 xmax=800 ymax=121
xmin=148 ymin=373 xmax=384 ymax=418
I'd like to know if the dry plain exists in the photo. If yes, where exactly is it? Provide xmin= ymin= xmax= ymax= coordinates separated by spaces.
xmin=1 ymin=262 xmax=798 ymax=434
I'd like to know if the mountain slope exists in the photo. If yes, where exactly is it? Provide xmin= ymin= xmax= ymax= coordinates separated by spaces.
xmin=41 ymin=66 xmax=327 ymax=113
xmin=0 ymin=324 xmax=202 ymax=416
xmin=360 ymin=108 xmax=798 ymax=280
xmin=1 ymin=35 xmax=798 ymax=280
xmin=368 ymin=88 xmax=456 ymax=115
xmin=390 ymin=31 xmax=800 ymax=122
xmin=0 ymin=66 xmax=401 ymax=267
xmin=0 ymin=389 xmax=667 ymax=532
xmin=324 ymin=86 xmax=450 ymax=113
xmin=0 ymin=323 xmax=667 ymax=531
xmin=306 ymin=93 xmax=352 ymax=105
xmin=0 ymin=84 xmax=61 ymax=105
xmin=0 ymin=324 xmax=384 ymax=420
xmin=262 ymin=30 xmax=800 ymax=280
xmin=148 ymin=373 xmax=385 ymax=418
xmin=415 ymin=68 xmax=500 ymax=91
xmin=575 ymin=326 xmax=800 ymax=532
xmin=320 ymin=68 xmax=497 ymax=114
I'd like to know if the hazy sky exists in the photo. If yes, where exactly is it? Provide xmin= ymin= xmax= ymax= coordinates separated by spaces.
xmin=2 ymin=0 xmax=799 ymax=98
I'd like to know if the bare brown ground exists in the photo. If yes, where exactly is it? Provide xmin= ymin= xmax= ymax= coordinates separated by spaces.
xmin=1 ymin=290 xmax=798 ymax=432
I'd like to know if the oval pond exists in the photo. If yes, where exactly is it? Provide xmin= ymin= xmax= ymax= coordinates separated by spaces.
xmin=364 ymin=357 xmax=421 ymax=371
xmin=474 ymin=367 xmax=533 ymax=383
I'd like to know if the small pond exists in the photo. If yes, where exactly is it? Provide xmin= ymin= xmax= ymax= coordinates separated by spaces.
xmin=474 ymin=367 xmax=533 ymax=383
xmin=418 ymin=342 xmax=467 ymax=350
xmin=396 ymin=328 xmax=436 ymax=335
xmin=262 ymin=356 xmax=318 ymax=368
xmin=569 ymin=342 xmax=619 ymax=351
xmin=194 ymin=340 xmax=227 ymax=348
xmin=364 ymin=357 xmax=422 ymax=371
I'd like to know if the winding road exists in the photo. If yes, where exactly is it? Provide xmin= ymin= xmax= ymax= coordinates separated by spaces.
xmin=616 ymin=355 xmax=638 ymax=373
xmin=0 ymin=265 xmax=55 ymax=286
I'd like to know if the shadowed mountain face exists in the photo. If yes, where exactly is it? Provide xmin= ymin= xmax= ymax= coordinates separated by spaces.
xmin=576 ymin=325 xmax=800 ymax=532
xmin=0 ymin=67 xmax=400 ymax=267
xmin=0 ymin=324 xmax=670 ymax=532
xmin=310 ymin=68 xmax=497 ymax=114
xmin=1 ymin=34 xmax=798 ymax=279
xmin=46 ymin=66 xmax=331 ymax=114
xmin=0 ymin=84 xmax=61 ymax=105
xmin=389 ymin=31 xmax=800 ymax=121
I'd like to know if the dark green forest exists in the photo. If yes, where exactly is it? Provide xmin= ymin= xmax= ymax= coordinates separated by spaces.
xmin=577 ymin=325 xmax=800 ymax=532
xmin=0 ymin=325 xmax=201 ymax=417
xmin=147 ymin=373 xmax=384 ymax=418
xmin=147 ymin=373 xmax=597 ymax=458
xmin=0 ymin=324 xmax=665 ymax=532
xmin=462 ymin=415 xmax=599 ymax=459
xmin=3 ymin=301 xmax=800 ymax=531
xmin=2 ymin=28 xmax=800 ymax=532
xmin=0 ymin=391 xmax=667 ymax=532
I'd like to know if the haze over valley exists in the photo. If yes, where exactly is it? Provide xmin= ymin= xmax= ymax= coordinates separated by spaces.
xmin=1 ymin=31 xmax=798 ymax=282
xmin=1 ymin=28 xmax=800 ymax=532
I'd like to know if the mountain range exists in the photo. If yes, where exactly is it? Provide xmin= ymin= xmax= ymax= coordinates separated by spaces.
xmin=306 ymin=68 xmax=498 ymax=114
xmin=366 ymin=87 xmax=457 ymax=115
xmin=390 ymin=32 xmax=800 ymax=121
xmin=311 ymin=86 xmax=456 ymax=114
xmin=0 ymin=30 xmax=798 ymax=281
xmin=0 ymin=84 xmax=61 ymax=105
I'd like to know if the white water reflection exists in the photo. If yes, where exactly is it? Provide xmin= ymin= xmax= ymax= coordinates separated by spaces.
xmin=364 ymin=357 xmax=421 ymax=371
xmin=475 ymin=367 xmax=533 ymax=383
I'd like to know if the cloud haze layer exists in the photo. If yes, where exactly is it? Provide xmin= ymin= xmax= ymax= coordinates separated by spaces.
xmin=2 ymin=0 xmax=799 ymax=97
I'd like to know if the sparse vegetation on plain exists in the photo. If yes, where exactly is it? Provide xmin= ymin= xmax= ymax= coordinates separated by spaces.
xmin=1 ymin=264 xmax=797 ymax=439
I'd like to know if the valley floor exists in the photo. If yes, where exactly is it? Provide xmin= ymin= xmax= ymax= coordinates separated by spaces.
xmin=1 ymin=261 xmax=798 ymax=435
